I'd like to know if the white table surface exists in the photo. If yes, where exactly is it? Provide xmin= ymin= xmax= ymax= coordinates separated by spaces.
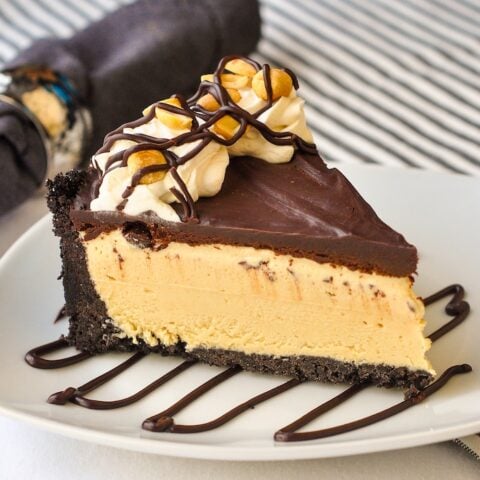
xmin=0 ymin=192 xmax=478 ymax=480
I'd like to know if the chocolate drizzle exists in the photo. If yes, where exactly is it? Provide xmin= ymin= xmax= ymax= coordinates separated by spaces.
xmin=48 ymin=355 xmax=196 ymax=409
xmin=25 ymin=338 xmax=91 ymax=369
xmin=143 ymin=366 xmax=242 ymax=432
xmin=424 ymin=284 xmax=470 ymax=342
xmin=54 ymin=305 xmax=67 ymax=323
xmin=92 ymin=56 xmax=317 ymax=219
xmin=169 ymin=166 xmax=199 ymax=222
xmin=24 ymin=285 xmax=472 ymax=442
xmin=274 ymin=364 xmax=471 ymax=442
xmin=145 ymin=378 xmax=301 ymax=434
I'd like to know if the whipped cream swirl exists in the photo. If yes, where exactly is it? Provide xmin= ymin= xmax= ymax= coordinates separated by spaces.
xmin=90 ymin=57 xmax=315 ymax=222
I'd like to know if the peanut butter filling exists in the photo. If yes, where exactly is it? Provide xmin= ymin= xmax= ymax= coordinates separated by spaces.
xmin=82 ymin=230 xmax=433 ymax=374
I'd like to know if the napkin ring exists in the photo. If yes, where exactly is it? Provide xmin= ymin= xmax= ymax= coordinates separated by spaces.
xmin=0 ymin=66 xmax=92 ymax=186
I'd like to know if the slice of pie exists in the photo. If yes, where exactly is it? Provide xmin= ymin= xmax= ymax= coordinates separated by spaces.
xmin=48 ymin=56 xmax=433 ymax=389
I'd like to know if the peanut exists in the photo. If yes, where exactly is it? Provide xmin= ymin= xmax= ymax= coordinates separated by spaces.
xmin=156 ymin=97 xmax=192 ymax=130
xmin=201 ymin=73 xmax=250 ymax=89
xmin=197 ymin=93 xmax=220 ymax=111
xmin=252 ymin=68 xmax=293 ymax=101
xmin=197 ymin=88 xmax=241 ymax=111
xmin=225 ymin=58 xmax=257 ymax=77
xmin=127 ymin=150 xmax=167 ymax=184
xmin=211 ymin=115 xmax=240 ymax=140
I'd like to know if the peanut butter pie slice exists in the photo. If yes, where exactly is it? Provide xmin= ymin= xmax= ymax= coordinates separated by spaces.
xmin=48 ymin=56 xmax=433 ymax=389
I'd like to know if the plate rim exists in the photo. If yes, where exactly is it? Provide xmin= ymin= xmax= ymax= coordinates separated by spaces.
xmin=1 ymin=402 xmax=480 ymax=461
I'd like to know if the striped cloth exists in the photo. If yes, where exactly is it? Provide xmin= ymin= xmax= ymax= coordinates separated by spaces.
xmin=0 ymin=0 xmax=478 ymax=175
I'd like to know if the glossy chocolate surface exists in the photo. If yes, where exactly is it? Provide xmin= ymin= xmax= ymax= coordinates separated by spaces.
xmin=73 ymin=151 xmax=417 ymax=276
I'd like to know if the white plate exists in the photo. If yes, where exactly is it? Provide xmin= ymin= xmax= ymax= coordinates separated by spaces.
xmin=0 ymin=165 xmax=479 ymax=461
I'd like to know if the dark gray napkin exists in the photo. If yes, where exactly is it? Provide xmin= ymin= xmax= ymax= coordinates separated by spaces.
xmin=0 ymin=103 xmax=47 ymax=215
xmin=1 ymin=0 xmax=260 ymax=217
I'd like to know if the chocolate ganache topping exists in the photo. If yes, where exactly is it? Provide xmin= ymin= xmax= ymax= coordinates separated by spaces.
xmin=73 ymin=56 xmax=417 ymax=276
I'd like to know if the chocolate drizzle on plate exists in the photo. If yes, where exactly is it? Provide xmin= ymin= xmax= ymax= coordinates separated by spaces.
xmin=54 ymin=305 xmax=67 ymax=323
xmin=48 ymin=356 xmax=196 ymax=410
xmin=142 ymin=365 xmax=243 ymax=432
xmin=144 ymin=377 xmax=302 ymax=434
xmin=274 ymin=364 xmax=471 ymax=442
xmin=24 ymin=285 xmax=472 ymax=442
xmin=424 ymin=284 xmax=470 ymax=342
xmin=25 ymin=338 xmax=91 ymax=369
xmin=92 ymin=55 xmax=317 ymax=220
